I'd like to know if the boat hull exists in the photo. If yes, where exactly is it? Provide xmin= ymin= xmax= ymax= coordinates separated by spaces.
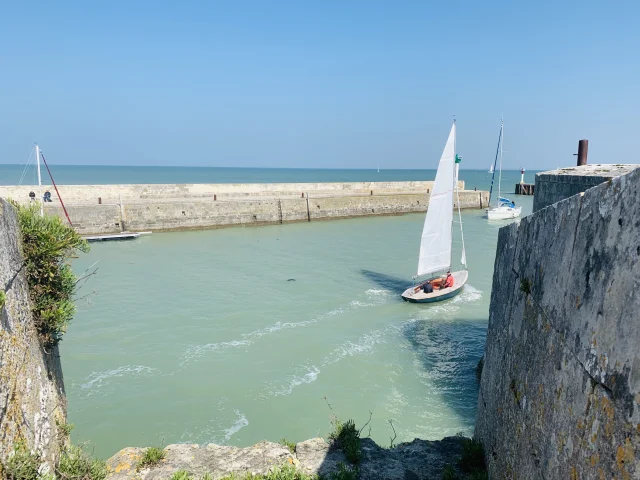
xmin=486 ymin=205 xmax=522 ymax=220
xmin=401 ymin=270 xmax=468 ymax=303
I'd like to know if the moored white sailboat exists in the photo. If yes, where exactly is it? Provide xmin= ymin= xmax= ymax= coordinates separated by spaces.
xmin=486 ymin=121 xmax=522 ymax=220
xmin=401 ymin=122 xmax=468 ymax=303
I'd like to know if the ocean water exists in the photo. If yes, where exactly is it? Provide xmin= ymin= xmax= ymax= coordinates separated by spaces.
xmin=60 ymin=167 xmax=534 ymax=459
xmin=0 ymin=163 xmax=533 ymax=191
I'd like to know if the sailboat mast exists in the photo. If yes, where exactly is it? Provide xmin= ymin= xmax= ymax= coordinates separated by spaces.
xmin=453 ymin=121 xmax=467 ymax=270
xmin=35 ymin=144 xmax=43 ymax=216
xmin=497 ymin=120 xmax=503 ymax=205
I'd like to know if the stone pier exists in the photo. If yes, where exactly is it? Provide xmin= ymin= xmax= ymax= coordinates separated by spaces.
xmin=0 ymin=181 xmax=488 ymax=236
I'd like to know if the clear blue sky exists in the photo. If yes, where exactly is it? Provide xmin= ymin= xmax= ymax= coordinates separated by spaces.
xmin=1 ymin=1 xmax=638 ymax=169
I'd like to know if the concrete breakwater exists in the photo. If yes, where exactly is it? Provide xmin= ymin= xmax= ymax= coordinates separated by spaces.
xmin=0 ymin=181 xmax=488 ymax=235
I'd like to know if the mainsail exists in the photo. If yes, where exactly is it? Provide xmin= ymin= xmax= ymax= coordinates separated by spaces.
xmin=417 ymin=123 xmax=455 ymax=277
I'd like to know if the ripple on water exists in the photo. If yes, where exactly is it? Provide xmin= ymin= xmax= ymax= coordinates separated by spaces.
xmin=269 ymin=365 xmax=321 ymax=397
xmin=79 ymin=365 xmax=159 ymax=395
xmin=224 ymin=410 xmax=249 ymax=441
xmin=178 ymin=293 xmax=392 ymax=370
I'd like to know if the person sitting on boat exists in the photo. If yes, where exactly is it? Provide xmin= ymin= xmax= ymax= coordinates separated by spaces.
xmin=422 ymin=281 xmax=434 ymax=294
xmin=442 ymin=271 xmax=454 ymax=289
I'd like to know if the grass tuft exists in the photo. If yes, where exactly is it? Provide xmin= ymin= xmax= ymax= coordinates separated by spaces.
xmin=170 ymin=471 xmax=192 ymax=480
xmin=218 ymin=464 xmax=319 ymax=479
xmin=279 ymin=439 xmax=296 ymax=454
xmin=136 ymin=447 xmax=166 ymax=471
xmin=56 ymin=445 xmax=108 ymax=480
xmin=2 ymin=441 xmax=41 ymax=480
xmin=328 ymin=418 xmax=362 ymax=465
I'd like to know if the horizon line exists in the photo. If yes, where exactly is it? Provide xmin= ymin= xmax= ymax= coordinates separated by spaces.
xmin=0 ymin=163 xmax=536 ymax=171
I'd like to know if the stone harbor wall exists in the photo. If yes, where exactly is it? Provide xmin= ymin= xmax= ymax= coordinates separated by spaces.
xmin=0 ymin=199 xmax=67 ymax=472
xmin=476 ymin=167 xmax=640 ymax=478
xmin=105 ymin=436 xmax=468 ymax=480
xmin=0 ymin=182 xmax=488 ymax=235
xmin=532 ymin=164 xmax=637 ymax=212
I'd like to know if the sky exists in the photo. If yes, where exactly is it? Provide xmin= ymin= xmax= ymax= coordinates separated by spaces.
xmin=1 ymin=1 xmax=638 ymax=169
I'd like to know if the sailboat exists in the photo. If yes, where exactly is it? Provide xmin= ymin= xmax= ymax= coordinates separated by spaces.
xmin=486 ymin=121 xmax=522 ymax=220
xmin=401 ymin=122 xmax=468 ymax=303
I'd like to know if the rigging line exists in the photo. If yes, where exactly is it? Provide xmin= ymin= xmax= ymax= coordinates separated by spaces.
xmin=40 ymin=151 xmax=73 ymax=226
xmin=18 ymin=148 xmax=35 ymax=186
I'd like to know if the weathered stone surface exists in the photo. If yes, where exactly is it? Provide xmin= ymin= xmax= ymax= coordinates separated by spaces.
xmin=533 ymin=164 xmax=638 ymax=212
xmin=477 ymin=167 xmax=640 ymax=478
xmin=106 ymin=442 xmax=295 ymax=480
xmin=0 ymin=199 xmax=67 ymax=472
xmin=294 ymin=438 xmax=345 ymax=476
xmin=106 ymin=436 xmax=468 ymax=480
xmin=358 ymin=437 xmax=466 ymax=480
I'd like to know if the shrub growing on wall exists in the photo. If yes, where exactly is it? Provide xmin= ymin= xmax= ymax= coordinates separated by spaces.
xmin=12 ymin=202 xmax=89 ymax=348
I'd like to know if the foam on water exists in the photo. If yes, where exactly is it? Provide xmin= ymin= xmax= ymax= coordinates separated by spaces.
xmin=224 ymin=410 xmax=249 ymax=441
xmin=322 ymin=328 xmax=388 ymax=366
xmin=179 ymin=296 xmax=390 ymax=369
xmin=179 ymin=340 xmax=251 ymax=368
xmin=269 ymin=365 xmax=321 ymax=396
xmin=365 ymin=289 xmax=393 ymax=298
xmin=451 ymin=285 xmax=482 ymax=304
xmin=80 ymin=365 xmax=158 ymax=393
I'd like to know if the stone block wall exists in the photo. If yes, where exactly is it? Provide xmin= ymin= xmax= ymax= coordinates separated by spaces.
xmin=0 ymin=199 xmax=67 ymax=472
xmin=533 ymin=164 xmax=637 ymax=212
xmin=22 ymin=189 xmax=488 ymax=235
xmin=476 ymin=168 xmax=640 ymax=478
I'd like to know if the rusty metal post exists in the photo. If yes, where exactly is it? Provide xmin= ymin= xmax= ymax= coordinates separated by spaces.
xmin=577 ymin=139 xmax=588 ymax=166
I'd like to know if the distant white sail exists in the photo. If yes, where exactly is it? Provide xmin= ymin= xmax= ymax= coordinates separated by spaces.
xmin=417 ymin=124 xmax=455 ymax=277
xmin=489 ymin=163 xmax=494 ymax=173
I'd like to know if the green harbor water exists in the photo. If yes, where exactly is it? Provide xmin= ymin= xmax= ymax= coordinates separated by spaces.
xmin=63 ymin=184 xmax=533 ymax=459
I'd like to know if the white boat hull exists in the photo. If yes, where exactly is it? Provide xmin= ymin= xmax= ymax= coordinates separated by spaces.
xmin=486 ymin=205 xmax=522 ymax=220
xmin=401 ymin=270 xmax=468 ymax=303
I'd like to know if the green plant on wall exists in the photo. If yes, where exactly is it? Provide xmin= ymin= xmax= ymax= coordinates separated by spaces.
xmin=11 ymin=202 xmax=89 ymax=348
xmin=0 ymin=290 xmax=5 ymax=309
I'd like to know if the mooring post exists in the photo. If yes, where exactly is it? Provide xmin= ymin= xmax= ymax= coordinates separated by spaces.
xmin=577 ymin=139 xmax=588 ymax=166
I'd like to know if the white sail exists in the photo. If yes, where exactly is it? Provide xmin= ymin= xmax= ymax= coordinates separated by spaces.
xmin=489 ymin=163 xmax=494 ymax=173
xmin=417 ymin=123 xmax=455 ymax=277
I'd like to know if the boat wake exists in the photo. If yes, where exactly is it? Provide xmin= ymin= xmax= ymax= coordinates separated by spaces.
xmin=322 ymin=329 xmax=388 ymax=366
xmin=262 ymin=327 xmax=391 ymax=398
xmin=78 ymin=365 xmax=159 ymax=395
xmin=223 ymin=409 xmax=249 ymax=441
xmin=179 ymin=340 xmax=251 ymax=368
xmin=178 ymin=292 xmax=391 ymax=369
xmin=269 ymin=365 xmax=321 ymax=396
xmin=180 ymin=406 xmax=249 ymax=445
xmin=452 ymin=285 xmax=482 ymax=303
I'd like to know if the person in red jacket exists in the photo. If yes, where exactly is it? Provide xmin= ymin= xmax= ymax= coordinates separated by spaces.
xmin=442 ymin=271 xmax=454 ymax=289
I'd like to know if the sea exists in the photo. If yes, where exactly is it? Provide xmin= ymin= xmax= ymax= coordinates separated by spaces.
xmin=0 ymin=164 xmax=535 ymax=459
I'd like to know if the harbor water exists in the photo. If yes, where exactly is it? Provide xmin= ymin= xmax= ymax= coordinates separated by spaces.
xmin=60 ymin=168 xmax=534 ymax=458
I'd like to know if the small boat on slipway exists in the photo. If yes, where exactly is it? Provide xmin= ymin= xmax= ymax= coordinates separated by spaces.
xmin=401 ymin=121 xmax=468 ymax=303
